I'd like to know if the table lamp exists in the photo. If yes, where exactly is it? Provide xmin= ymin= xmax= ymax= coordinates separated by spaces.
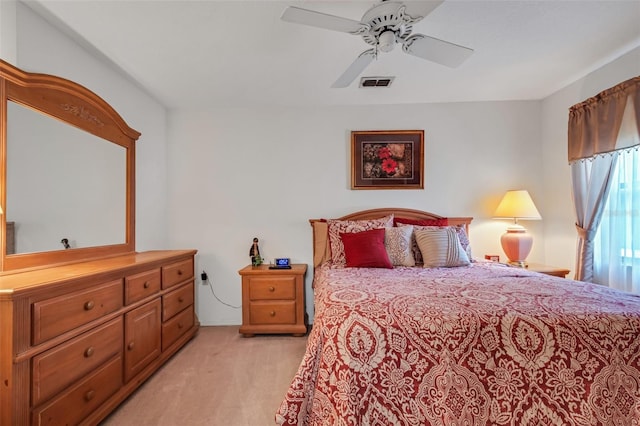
xmin=493 ymin=190 xmax=542 ymax=267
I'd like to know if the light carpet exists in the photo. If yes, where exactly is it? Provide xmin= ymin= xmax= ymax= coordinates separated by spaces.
xmin=100 ymin=326 xmax=308 ymax=426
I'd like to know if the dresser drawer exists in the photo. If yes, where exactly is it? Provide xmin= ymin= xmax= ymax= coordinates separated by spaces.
xmin=162 ymin=258 xmax=194 ymax=289
xmin=32 ymin=317 xmax=123 ymax=406
xmin=125 ymin=268 xmax=161 ymax=305
xmin=32 ymin=279 xmax=123 ymax=345
xmin=32 ymin=355 xmax=122 ymax=426
xmin=248 ymin=276 xmax=296 ymax=300
xmin=249 ymin=301 xmax=296 ymax=325
xmin=163 ymin=282 xmax=194 ymax=321
xmin=162 ymin=305 xmax=194 ymax=351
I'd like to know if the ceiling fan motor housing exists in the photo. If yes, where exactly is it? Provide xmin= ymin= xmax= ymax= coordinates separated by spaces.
xmin=361 ymin=1 xmax=416 ymax=48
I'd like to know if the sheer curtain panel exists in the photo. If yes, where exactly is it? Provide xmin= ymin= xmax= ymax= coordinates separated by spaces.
xmin=570 ymin=156 xmax=617 ymax=282
xmin=594 ymin=148 xmax=639 ymax=291
xmin=568 ymin=76 xmax=639 ymax=283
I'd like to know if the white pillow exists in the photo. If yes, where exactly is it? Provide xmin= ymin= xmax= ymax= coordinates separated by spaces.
xmin=414 ymin=227 xmax=470 ymax=268
xmin=384 ymin=226 xmax=415 ymax=267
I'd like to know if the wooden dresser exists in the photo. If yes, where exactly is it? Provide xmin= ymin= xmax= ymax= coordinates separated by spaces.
xmin=0 ymin=249 xmax=198 ymax=425
xmin=238 ymin=264 xmax=307 ymax=337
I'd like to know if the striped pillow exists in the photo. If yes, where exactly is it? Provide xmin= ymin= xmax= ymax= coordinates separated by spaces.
xmin=401 ymin=224 xmax=473 ymax=264
xmin=414 ymin=227 xmax=470 ymax=268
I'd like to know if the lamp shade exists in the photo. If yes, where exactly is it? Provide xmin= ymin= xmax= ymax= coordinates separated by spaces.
xmin=493 ymin=190 xmax=541 ymax=267
xmin=493 ymin=190 xmax=542 ymax=221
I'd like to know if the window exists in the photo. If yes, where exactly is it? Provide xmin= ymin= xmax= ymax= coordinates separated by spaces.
xmin=594 ymin=148 xmax=639 ymax=292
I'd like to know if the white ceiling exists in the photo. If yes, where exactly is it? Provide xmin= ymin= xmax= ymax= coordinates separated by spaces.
xmin=27 ymin=0 xmax=640 ymax=109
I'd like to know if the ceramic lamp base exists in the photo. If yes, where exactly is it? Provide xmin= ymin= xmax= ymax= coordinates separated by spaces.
xmin=500 ymin=225 xmax=533 ymax=267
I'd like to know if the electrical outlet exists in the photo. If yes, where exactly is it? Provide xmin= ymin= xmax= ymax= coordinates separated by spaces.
xmin=201 ymin=271 xmax=208 ymax=282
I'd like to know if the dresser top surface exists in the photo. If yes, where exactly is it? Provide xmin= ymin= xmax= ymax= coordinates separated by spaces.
xmin=0 ymin=250 xmax=197 ymax=294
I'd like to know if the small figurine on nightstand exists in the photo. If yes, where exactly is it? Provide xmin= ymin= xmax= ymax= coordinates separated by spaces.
xmin=250 ymin=237 xmax=262 ymax=266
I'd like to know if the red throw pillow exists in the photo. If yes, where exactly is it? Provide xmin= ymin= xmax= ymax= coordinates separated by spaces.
xmin=394 ymin=217 xmax=449 ymax=227
xmin=340 ymin=228 xmax=393 ymax=269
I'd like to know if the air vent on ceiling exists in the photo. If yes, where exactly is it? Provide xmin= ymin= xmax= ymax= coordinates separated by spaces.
xmin=359 ymin=77 xmax=394 ymax=88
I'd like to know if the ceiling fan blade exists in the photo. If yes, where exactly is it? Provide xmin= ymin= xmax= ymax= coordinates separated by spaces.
xmin=331 ymin=49 xmax=376 ymax=88
xmin=401 ymin=1 xmax=445 ymax=20
xmin=281 ymin=6 xmax=369 ymax=35
xmin=403 ymin=34 xmax=473 ymax=68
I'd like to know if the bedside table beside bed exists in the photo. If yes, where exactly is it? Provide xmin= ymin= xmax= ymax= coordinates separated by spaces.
xmin=238 ymin=264 xmax=308 ymax=337
xmin=525 ymin=263 xmax=571 ymax=278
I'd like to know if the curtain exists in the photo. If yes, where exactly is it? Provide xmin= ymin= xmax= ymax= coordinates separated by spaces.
xmin=569 ymin=77 xmax=639 ymax=282
xmin=570 ymin=155 xmax=617 ymax=281
xmin=568 ymin=76 xmax=640 ymax=162
xmin=594 ymin=148 xmax=640 ymax=291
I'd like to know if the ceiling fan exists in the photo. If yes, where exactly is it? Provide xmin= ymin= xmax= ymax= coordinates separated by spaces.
xmin=281 ymin=0 xmax=474 ymax=88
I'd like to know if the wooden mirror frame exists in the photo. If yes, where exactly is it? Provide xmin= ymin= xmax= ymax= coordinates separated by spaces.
xmin=0 ymin=59 xmax=139 ymax=272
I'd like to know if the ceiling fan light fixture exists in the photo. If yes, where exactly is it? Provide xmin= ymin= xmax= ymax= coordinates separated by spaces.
xmin=378 ymin=30 xmax=396 ymax=52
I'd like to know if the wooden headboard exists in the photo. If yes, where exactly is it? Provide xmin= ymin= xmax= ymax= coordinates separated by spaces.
xmin=309 ymin=208 xmax=473 ymax=268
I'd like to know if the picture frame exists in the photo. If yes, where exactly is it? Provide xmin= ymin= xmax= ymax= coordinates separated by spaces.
xmin=351 ymin=130 xmax=424 ymax=190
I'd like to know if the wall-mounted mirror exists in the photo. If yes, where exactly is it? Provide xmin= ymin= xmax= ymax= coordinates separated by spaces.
xmin=7 ymin=101 xmax=127 ymax=254
xmin=0 ymin=59 xmax=139 ymax=272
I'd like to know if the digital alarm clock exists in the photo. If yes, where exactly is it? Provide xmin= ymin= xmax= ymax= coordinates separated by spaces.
xmin=269 ymin=258 xmax=291 ymax=269
xmin=275 ymin=258 xmax=291 ymax=267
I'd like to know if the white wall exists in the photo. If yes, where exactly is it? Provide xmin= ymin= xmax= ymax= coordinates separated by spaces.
xmin=168 ymin=101 xmax=544 ymax=324
xmin=12 ymin=2 xmax=170 ymax=251
xmin=0 ymin=0 xmax=17 ymax=62
xmin=7 ymin=2 xmax=638 ymax=326
xmin=540 ymin=47 xmax=640 ymax=280
xmin=173 ymin=48 xmax=639 ymax=326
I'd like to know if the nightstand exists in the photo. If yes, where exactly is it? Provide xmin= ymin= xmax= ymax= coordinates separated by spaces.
xmin=525 ymin=263 xmax=571 ymax=278
xmin=238 ymin=264 xmax=307 ymax=337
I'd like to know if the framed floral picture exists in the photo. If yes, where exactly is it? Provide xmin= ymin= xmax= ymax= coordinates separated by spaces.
xmin=351 ymin=130 xmax=424 ymax=189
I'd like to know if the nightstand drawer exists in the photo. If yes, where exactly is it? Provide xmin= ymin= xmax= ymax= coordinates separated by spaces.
xmin=32 ymin=317 xmax=123 ymax=406
xmin=32 ymin=279 xmax=123 ymax=345
xmin=249 ymin=276 xmax=296 ymax=300
xmin=125 ymin=268 xmax=161 ymax=305
xmin=249 ymin=301 xmax=296 ymax=325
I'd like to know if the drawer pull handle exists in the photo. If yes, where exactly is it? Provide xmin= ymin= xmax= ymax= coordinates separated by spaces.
xmin=269 ymin=286 xmax=275 ymax=292
xmin=84 ymin=390 xmax=95 ymax=402
xmin=84 ymin=301 xmax=95 ymax=311
xmin=178 ymin=322 xmax=184 ymax=329
xmin=178 ymin=296 xmax=184 ymax=303
xmin=177 ymin=270 xmax=183 ymax=276
xmin=84 ymin=347 xmax=94 ymax=358
xmin=144 ymin=281 xmax=150 ymax=289
xmin=127 ymin=341 xmax=135 ymax=351
xmin=269 ymin=311 xmax=276 ymax=317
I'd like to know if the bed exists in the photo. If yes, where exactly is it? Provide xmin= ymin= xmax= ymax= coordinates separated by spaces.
xmin=276 ymin=208 xmax=640 ymax=425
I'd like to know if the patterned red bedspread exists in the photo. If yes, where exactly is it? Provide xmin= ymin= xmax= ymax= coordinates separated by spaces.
xmin=276 ymin=262 xmax=640 ymax=425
